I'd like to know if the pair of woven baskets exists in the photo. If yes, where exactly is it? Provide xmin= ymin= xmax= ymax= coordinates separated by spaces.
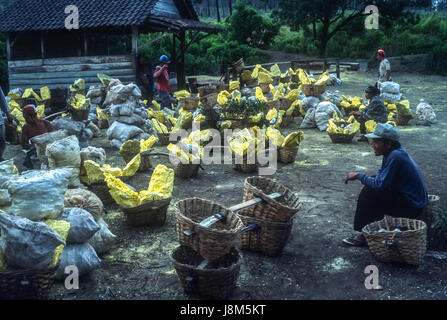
xmin=122 ymin=197 xmax=171 ymax=227
xmin=279 ymin=146 xmax=298 ymax=164
xmin=0 ymin=264 xmax=58 ymax=300
xmin=171 ymin=246 xmax=241 ymax=299
xmin=362 ymin=216 xmax=427 ymax=266
xmin=238 ymin=177 xmax=301 ymax=256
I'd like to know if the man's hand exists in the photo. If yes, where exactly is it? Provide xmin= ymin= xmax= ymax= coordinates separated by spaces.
xmin=345 ymin=172 xmax=359 ymax=184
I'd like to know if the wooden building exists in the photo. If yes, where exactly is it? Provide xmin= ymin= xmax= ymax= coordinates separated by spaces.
xmin=0 ymin=0 xmax=222 ymax=91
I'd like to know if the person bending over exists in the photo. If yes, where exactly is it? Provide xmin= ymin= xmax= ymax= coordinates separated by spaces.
xmin=343 ymin=123 xmax=428 ymax=246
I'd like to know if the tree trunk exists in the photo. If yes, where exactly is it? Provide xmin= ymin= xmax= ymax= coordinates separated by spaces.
xmin=319 ymin=18 xmax=330 ymax=58
xmin=207 ymin=0 xmax=211 ymax=17
xmin=312 ymin=15 xmax=317 ymax=41
xmin=229 ymin=0 xmax=232 ymax=15
xmin=216 ymin=0 xmax=221 ymax=22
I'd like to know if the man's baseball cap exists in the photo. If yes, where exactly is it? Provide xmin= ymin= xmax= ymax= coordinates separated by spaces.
xmin=159 ymin=55 xmax=171 ymax=64
xmin=365 ymin=123 xmax=400 ymax=141
xmin=377 ymin=49 xmax=386 ymax=56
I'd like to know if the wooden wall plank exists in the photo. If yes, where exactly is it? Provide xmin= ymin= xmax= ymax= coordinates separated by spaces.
xmin=9 ymin=55 xmax=134 ymax=68
xmin=9 ymin=62 xmax=134 ymax=74
xmin=10 ymin=69 xmax=135 ymax=80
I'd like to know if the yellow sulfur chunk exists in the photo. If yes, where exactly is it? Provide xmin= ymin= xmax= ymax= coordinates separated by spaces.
xmin=270 ymin=64 xmax=281 ymax=77
xmin=101 ymin=165 xmax=122 ymax=177
xmin=138 ymin=191 xmax=166 ymax=205
xmin=266 ymin=127 xmax=284 ymax=147
xmin=255 ymin=87 xmax=267 ymax=102
xmin=258 ymin=71 xmax=273 ymax=84
xmin=148 ymin=164 xmax=174 ymax=198
xmin=266 ymin=108 xmax=278 ymax=121
xmin=40 ymin=87 xmax=51 ymax=100
xmin=229 ymin=81 xmax=240 ymax=91
xmin=84 ymin=160 xmax=106 ymax=183
xmin=122 ymin=154 xmax=141 ymax=177
xmin=120 ymin=140 xmax=140 ymax=156
xmin=174 ymin=90 xmax=191 ymax=99
xmin=36 ymin=105 xmax=45 ymax=118
xmin=387 ymin=104 xmax=397 ymax=112
xmin=285 ymin=104 xmax=295 ymax=116
xmin=11 ymin=108 xmax=26 ymax=126
xmin=105 ymin=175 xmax=139 ymax=208
xmin=97 ymin=107 xmax=109 ymax=120
xmin=22 ymin=88 xmax=42 ymax=101
xmin=140 ymin=136 xmax=158 ymax=152
xmin=285 ymin=89 xmax=299 ymax=101
xmin=217 ymin=90 xmax=232 ymax=105
xmin=249 ymin=112 xmax=263 ymax=123
xmin=193 ymin=114 xmax=206 ymax=124
xmin=152 ymin=100 xmax=161 ymax=110
xmin=8 ymin=100 xmax=20 ymax=111
xmin=365 ymin=120 xmax=377 ymax=133
xmin=281 ymin=131 xmax=304 ymax=148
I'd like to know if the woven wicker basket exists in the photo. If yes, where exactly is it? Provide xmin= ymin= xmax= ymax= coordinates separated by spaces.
xmin=138 ymin=151 xmax=153 ymax=172
xmin=232 ymin=58 xmax=245 ymax=73
xmin=238 ymin=214 xmax=293 ymax=256
xmin=266 ymin=100 xmax=280 ymax=110
xmin=279 ymin=98 xmax=293 ymax=111
xmin=418 ymin=194 xmax=440 ymax=231
xmin=279 ymin=115 xmax=293 ymax=128
xmin=302 ymin=84 xmax=326 ymax=97
xmin=280 ymin=76 xmax=291 ymax=84
xmin=279 ymin=146 xmax=298 ymax=164
xmin=175 ymin=198 xmax=244 ymax=261
xmin=214 ymin=83 xmax=229 ymax=92
xmin=200 ymin=93 xmax=218 ymax=108
xmin=157 ymin=133 xmax=171 ymax=146
xmin=198 ymin=85 xmax=217 ymax=97
xmin=175 ymin=163 xmax=200 ymax=179
xmin=0 ymin=264 xmax=58 ymax=300
xmin=233 ymin=154 xmax=258 ymax=174
xmin=244 ymin=78 xmax=258 ymax=87
xmin=396 ymin=113 xmax=412 ymax=126
xmin=180 ymin=97 xmax=199 ymax=111
xmin=121 ymin=197 xmax=171 ymax=227
xmin=362 ymin=216 xmax=427 ymax=266
xmin=242 ymin=176 xmax=302 ymax=222
xmin=97 ymin=119 xmax=109 ymax=129
xmin=292 ymin=106 xmax=301 ymax=117
xmin=171 ymin=246 xmax=241 ymax=299
xmin=89 ymin=181 xmax=115 ymax=206
xmin=70 ymin=107 xmax=89 ymax=122
xmin=259 ymin=83 xmax=271 ymax=94
xmin=328 ymin=132 xmax=356 ymax=143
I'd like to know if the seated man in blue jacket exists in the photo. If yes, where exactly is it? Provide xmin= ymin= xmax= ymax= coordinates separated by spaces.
xmin=343 ymin=123 xmax=429 ymax=246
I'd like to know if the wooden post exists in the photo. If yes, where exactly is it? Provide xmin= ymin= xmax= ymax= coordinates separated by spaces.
xmin=178 ymin=30 xmax=186 ymax=90
xmin=306 ymin=62 xmax=310 ymax=75
xmin=131 ymin=25 xmax=138 ymax=55
xmin=83 ymin=30 xmax=88 ymax=56
xmin=336 ymin=59 xmax=340 ymax=79
xmin=172 ymin=33 xmax=176 ymax=72
xmin=40 ymin=31 xmax=45 ymax=59
xmin=323 ymin=59 xmax=327 ymax=72
xmin=6 ymin=33 xmax=11 ymax=60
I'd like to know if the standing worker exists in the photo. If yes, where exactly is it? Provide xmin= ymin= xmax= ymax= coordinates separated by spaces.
xmin=153 ymin=55 xmax=172 ymax=110
xmin=136 ymin=54 xmax=155 ymax=101
xmin=0 ymin=86 xmax=13 ymax=161
xmin=376 ymin=49 xmax=391 ymax=86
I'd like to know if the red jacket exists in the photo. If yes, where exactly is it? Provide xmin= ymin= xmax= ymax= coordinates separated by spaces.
xmin=154 ymin=66 xmax=171 ymax=93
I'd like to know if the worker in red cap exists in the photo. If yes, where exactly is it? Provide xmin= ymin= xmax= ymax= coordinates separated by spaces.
xmin=376 ymin=49 xmax=391 ymax=85
xmin=153 ymin=54 xmax=172 ymax=110
xmin=21 ymin=105 xmax=54 ymax=169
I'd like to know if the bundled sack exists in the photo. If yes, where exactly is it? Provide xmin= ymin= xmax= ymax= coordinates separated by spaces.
xmin=0 ymin=212 xmax=65 ymax=269
xmin=109 ymin=99 xmax=136 ymax=117
xmin=301 ymin=96 xmax=320 ymax=113
xmin=6 ymin=168 xmax=72 ymax=221
xmin=103 ymin=80 xmax=142 ymax=106
xmin=416 ymin=100 xmax=437 ymax=123
xmin=379 ymin=81 xmax=400 ymax=94
xmin=80 ymin=146 xmax=106 ymax=167
xmin=31 ymin=130 xmax=70 ymax=167
xmin=87 ymin=217 xmax=117 ymax=255
xmin=64 ymin=188 xmax=104 ymax=221
xmin=55 ymin=243 xmax=100 ymax=280
xmin=57 ymin=208 xmax=100 ymax=244
xmin=314 ymin=101 xmax=343 ymax=131
xmin=381 ymin=92 xmax=402 ymax=103
xmin=107 ymin=121 xmax=144 ymax=145
xmin=46 ymin=136 xmax=82 ymax=187
xmin=299 ymin=108 xmax=317 ymax=129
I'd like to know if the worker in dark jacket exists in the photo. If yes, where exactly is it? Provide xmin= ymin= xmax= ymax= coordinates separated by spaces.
xmin=350 ymin=85 xmax=388 ymax=141
xmin=0 ymin=86 xmax=13 ymax=161
xmin=343 ymin=123 xmax=429 ymax=246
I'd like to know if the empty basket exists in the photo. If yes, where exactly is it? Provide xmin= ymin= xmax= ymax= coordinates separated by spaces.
xmin=171 ymin=246 xmax=241 ymax=299
xmin=362 ymin=216 xmax=427 ymax=266
xmin=175 ymin=198 xmax=243 ymax=261
xmin=242 ymin=176 xmax=302 ymax=222
xmin=121 ymin=198 xmax=171 ymax=227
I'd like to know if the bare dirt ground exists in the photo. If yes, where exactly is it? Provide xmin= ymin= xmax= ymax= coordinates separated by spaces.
xmin=4 ymin=69 xmax=447 ymax=300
